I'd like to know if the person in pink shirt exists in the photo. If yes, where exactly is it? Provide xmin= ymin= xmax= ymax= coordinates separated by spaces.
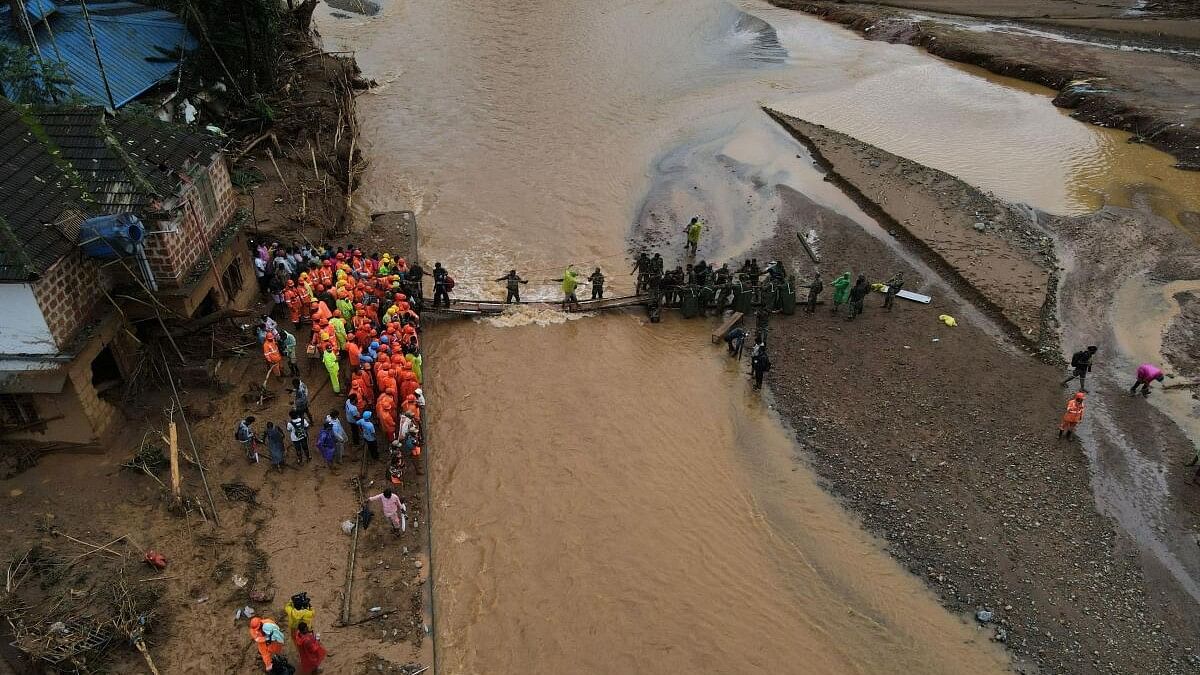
xmin=367 ymin=488 xmax=407 ymax=533
xmin=1130 ymin=363 xmax=1165 ymax=397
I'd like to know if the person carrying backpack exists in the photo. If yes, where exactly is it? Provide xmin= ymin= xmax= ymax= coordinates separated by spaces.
xmin=287 ymin=411 xmax=311 ymax=464
xmin=235 ymin=416 xmax=260 ymax=463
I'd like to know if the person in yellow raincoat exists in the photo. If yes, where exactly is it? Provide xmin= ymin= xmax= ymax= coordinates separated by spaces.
xmin=554 ymin=267 xmax=580 ymax=308
xmin=284 ymin=592 xmax=315 ymax=634
xmin=322 ymin=345 xmax=341 ymax=394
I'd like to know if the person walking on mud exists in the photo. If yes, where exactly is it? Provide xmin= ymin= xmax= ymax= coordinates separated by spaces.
xmin=287 ymin=410 xmax=311 ymax=464
xmin=1061 ymin=345 xmax=1098 ymax=392
xmin=830 ymin=271 xmax=851 ymax=316
xmin=495 ymin=270 xmax=528 ymax=303
xmin=1057 ymin=392 xmax=1086 ymax=440
xmin=750 ymin=342 xmax=771 ymax=390
xmin=264 ymin=421 xmax=286 ymax=470
xmin=846 ymin=274 xmax=870 ymax=321
xmin=1130 ymin=362 xmax=1165 ymax=397
xmin=235 ymin=416 xmax=260 ymax=463
xmin=289 ymin=378 xmax=312 ymax=424
xmin=803 ymin=271 xmax=823 ymax=314
xmin=684 ymin=216 xmax=703 ymax=255
xmin=882 ymin=271 xmax=904 ymax=310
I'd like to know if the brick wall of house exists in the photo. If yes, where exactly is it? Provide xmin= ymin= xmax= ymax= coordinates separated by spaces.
xmin=31 ymin=250 xmax=107 ymax=350
xmin=142 ymin=154 xmax=238 ymax=286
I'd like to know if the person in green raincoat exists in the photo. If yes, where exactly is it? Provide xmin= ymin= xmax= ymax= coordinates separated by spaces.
xmin=336 ymin=294 xmax=354 ymax=321
xmin=281 ymin=330 xmax=300 ymax=376
xmin=406 ymin=352 xmax=423 ymax=383
xmin=328 ymin=314 xmax=348 ymax=350
xmin=830 ymin=271 xmax=852 ymax=316
xmin=684 ymin=217 xmax=703 ymax=255
xmin=322 ymin=345 xmax=341 ymax=394
xmin=554 ymin=267 xmax=581 ymax=308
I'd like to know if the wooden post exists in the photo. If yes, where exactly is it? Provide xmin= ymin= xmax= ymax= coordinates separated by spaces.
xmin=168 ymin=417 xmax=181 ymax=500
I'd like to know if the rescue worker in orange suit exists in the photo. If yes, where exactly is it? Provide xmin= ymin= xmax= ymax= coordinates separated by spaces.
xmin=282 ymin=280 xmax=304 ymax=325
xmin=262 ymin=332 xmax=282 ymax=377
xmin=1058 ymin=392 xmax=1085 ymax=440
xmin=376 ymin=388 xmax=398 ymax=443
xmin=248 ymin=616 xmax=285 ymax=671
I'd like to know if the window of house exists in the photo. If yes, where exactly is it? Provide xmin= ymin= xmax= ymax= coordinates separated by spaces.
xmin=194 ymin=168 xmax=219 ymax=226
xmin=0 ymin=394 xmax=40 ymax=426
xmin=221 ymin=256 xmax=244 ymax=299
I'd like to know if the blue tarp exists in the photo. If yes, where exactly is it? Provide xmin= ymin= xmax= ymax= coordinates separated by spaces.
xmin=0 ymin=1 xmax=196 ymax=108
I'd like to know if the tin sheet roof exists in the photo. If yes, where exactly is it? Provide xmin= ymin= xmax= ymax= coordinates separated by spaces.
xmin=0 ymin=0 xmax=196 ymax=108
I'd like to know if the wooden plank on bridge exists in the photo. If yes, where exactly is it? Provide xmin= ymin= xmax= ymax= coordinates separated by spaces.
xmin=568 ymin=295 xmax=649 ymax=312
xmin=712 ymin=311 xmax=744 ymax=343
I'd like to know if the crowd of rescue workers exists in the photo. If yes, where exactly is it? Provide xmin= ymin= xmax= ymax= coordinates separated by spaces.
xmin=227 ymin=216 xmax=1179 ymax=673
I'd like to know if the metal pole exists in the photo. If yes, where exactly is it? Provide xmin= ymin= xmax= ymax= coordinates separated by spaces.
xmin=78 ymin=0 xmax=116 ymax=108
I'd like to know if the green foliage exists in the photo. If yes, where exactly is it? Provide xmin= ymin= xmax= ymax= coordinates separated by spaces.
xmin=173 ymin=0 xmax=285 ymax=101
xmin=0 ymin=43 xmax=73 ymax=104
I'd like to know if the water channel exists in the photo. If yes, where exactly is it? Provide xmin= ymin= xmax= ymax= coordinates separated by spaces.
xmin=314 ymin=0 xmax=1197 ymax=671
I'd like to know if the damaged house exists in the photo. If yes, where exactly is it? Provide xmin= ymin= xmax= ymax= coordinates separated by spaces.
xmin=0 ymin=100 xmax=253 ymax=445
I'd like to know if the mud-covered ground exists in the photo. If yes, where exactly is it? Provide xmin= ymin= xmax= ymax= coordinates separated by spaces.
xmin=753 ymin=185 xmax=1198 ymax=673
xmin=768 ymin=0 xmax=1200 ymax=170
xmin=0 ymin=322 xmax=431 ymax=674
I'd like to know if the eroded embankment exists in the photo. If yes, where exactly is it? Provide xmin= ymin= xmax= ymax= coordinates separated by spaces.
xmin=765 ymin=109 xmax=1060 ymax=355
xmin=767 ymin=0 xmax=1200 ymax=170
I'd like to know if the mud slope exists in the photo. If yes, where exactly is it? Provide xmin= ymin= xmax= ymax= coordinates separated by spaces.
xmin=765 ymin=110 xmax=1058 ymax=351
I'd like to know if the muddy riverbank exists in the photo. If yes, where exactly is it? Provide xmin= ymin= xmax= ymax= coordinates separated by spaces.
xmin=754 ymin=185 xmax=1197 ymax=674
xmin=769 ymin=0 xmax=1200 ymax=172
xmin=754 ymin=105 xmax=1200 ymax=671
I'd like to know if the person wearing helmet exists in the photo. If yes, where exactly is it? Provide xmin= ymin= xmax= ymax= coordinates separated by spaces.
xmin=248 ymin=616 xmax=285 ymax=671
xmin=1058 ymin=392 xmax=1086 ymax=440
xmin=356 ymin=410 xmax=379 ymax=461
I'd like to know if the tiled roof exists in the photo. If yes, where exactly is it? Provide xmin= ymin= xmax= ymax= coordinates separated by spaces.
xmin=0 ymin=99 xmax=226 ymax=281
xmin=0 ymin=102 xmax=88 ymax=281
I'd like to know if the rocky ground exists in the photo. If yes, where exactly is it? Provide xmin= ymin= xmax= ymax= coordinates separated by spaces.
xmin=768 ymin=0 xmax=1200 ymax=170
xmin=755 ymin=184 xmax=1198 ymax=673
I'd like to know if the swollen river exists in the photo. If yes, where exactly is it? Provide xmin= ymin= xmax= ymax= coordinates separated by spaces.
xmin=314 ymin=0 xmax=1192 ymax=672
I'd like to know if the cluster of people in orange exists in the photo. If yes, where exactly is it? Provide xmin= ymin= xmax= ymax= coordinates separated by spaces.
xmin=256 ymin=244 xmax=427 ymax=478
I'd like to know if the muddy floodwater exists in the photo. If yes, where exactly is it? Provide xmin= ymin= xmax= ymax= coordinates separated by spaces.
xmin=314 ymin=0 xmax=1193 ymax=671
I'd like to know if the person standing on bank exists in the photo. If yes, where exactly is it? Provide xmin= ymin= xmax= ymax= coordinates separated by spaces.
xmin=846 ymin=274 xmax=870 ymax=321
xmin=751 ymin=343 xmax=771 ymax=390
xmin=803 ymin=271 xmax=823 ymax=314
xmin=1061 ymin=345 xmax=1098 ymax=392
xmin=882 ymin=271 xmax=904 ymax=311
xmin=830 ymin=271 xmax=851 ymax=316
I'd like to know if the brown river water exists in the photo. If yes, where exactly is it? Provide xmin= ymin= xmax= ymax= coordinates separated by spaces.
xmin=313 ymin=0 xmax=1197 ymax=672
